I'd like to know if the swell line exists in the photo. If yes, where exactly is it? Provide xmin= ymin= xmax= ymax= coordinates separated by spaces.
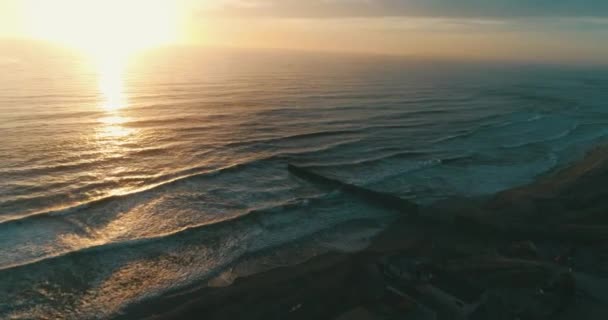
xmin=0 ymin=158 xmax=263 ymax=226
xmin=0 ymin=193 xmax=328 ymax=273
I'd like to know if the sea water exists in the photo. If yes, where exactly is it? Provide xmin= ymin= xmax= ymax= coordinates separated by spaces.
xmin=1 ymin=44 xmax=607 ymax=318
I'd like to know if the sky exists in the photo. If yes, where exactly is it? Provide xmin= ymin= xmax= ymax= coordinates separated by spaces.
xmin=1 ymin=0 xmax=608 ymax=63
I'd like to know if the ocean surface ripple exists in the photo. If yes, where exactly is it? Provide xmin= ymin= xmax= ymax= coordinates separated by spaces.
xmin=1 ymin=49 xmax=608 ymax=318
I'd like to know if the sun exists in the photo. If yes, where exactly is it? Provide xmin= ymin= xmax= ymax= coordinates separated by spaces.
xmin=23 ymin=0 xmax=180 ymax=112
xmin=23 ymin=0 xmax=178 ymax=60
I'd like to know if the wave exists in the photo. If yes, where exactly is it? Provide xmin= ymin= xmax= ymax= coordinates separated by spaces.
xmin=0 ymin=157 xmax=114 ymax=177
xmin=430 ymin=112 xmax=576 ymax=148
xmin=0 ymin=164 xmax=409 ymax=274
xmin=0 ymin=198 xmax=397 ymax=320
xmin=0 ymin=160 xmax=411 ymax=274
xmin=0 ymin=193 xmax=328 ymax=273
xmin=0 ymin=143 xmax=183 ymax=179
xmin=0 ymin=121 xmax=376 ymax=224
xmin=362 ymin=155 xmax=474 ymax=186
xmin=0 ymin=209 xmax=393 ymax=320
xmin=299 ymin=149 xmax=429 ymax=169
xmin=0 ymin=132 xmax=362 ymax=225
xmin=501 ymin=123 xmax=580 ymax=149
xmin=0 ymin=158 xmax=264 ymax=225
xmin=219 ymin=129 xmax=364 ymax=149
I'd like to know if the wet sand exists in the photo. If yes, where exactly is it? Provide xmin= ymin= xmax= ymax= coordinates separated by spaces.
xmin=116 ymin=146 xmax=608 ymax=320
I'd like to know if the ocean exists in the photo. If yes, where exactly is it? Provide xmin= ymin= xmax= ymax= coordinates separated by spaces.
xmin=1 ymin=46 xmax=608 ymax=318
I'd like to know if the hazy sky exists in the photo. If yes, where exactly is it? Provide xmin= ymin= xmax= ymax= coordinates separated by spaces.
xmin=2 ymin=0 xmax=608 ymax=63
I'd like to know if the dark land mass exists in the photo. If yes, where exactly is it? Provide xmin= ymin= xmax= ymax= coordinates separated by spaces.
xmin=116 ymin=146 xmax=608 ymax=320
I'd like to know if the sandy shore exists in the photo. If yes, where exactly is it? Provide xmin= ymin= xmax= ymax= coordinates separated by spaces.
xmin=116 ymin=146 xmax=608 ymax=320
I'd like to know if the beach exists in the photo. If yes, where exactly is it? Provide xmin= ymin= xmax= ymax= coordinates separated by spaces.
xmin=114 ymin=145 xmax=608 ymax=320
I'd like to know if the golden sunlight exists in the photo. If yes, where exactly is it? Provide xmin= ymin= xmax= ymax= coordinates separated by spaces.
xmin=96 ymin=85 xmax=134 ymax=139
xmin=96 ymin=64 xmax=134 ymax=139
xmin=23 ymin=0 xmax=180 ymax=114
xmin=21 ymin=0 xmax=181 ymax=134
xmin=98 ymin=58 xmax=126 ymax=111
xmin=23 ymin=0 xmax=178 ymax=59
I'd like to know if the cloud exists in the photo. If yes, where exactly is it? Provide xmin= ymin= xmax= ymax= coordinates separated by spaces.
xmin=202 ymin=0 xmax=608 ymax=18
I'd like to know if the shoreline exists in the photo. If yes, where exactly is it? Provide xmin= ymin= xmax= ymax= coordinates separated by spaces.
xmin=116 ymin=146 xmax=608 ymax=320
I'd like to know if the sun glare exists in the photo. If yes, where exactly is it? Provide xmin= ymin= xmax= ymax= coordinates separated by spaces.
xmin=23 ymin=0 xmax=179 ymax=114
xmin=98 ymin=57 xmax=126 ymax=111
xmin=24 ymin=0 xmax=178 ymax=58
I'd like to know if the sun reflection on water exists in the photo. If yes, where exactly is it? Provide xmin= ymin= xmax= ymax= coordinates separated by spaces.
xmin=98 ymin=115 xmax=134 ymax=139
xmin=96 ymin=56 xmax=136 ymax=139
xmin=99 ymin=57 xmax=127 ymax=112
